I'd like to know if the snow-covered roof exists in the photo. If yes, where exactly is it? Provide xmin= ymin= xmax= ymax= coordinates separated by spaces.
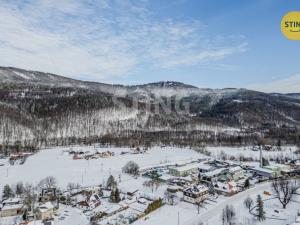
xmin=38 ymin=202 xmax=54 ymax=213
xmin=214 ymin=181 xmax=237 ymax=193
xmin=183 ymin=185 xmax=208 ymax=195
xmin=251 ymin=166 xmax=274 ymax=174
xmin=159 ymin=174 xmax=174 ymax=181
xmin=1 ymin=203 xmax=23 ymax=211
xmin=129 ymin=202 xmax=148 ymax=212
xmin=105 ymin=204 xmax=122 ymax=214
xmin=229 ymin=166 xmax=243 ymax=173
xmin=202 ymin=168 xmax=225 ymax=177
xmin=170 ymin=163 xmax=200 ymax=172
xmin=2 ymin=197 xmax=22 ymax=205
xmin=198 ymin=164 xmax=213 ymax=170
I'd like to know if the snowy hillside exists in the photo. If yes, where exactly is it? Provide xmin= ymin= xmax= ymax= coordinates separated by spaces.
xmin=0 ymin=67 xmax=300 ymax=147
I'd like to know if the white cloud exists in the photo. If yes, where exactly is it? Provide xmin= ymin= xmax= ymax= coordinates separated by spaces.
xmin=0 ymin=0 xmax=247 ymax=80
xmin=248 ymin=74 xmax=300 ymax=93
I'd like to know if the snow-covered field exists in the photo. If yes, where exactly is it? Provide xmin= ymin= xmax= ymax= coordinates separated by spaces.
xmin=0 ymin=146 xmax=203 ymax=192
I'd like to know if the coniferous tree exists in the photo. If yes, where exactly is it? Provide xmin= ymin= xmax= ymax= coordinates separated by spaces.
xmin=114 ymin=188 xmax=121 ymax=203
xmin=106 ymin=175 xmax=117 ymax=190
xmin=244 ymin=178 xmax=250 ymax=189
xmin=110 ymin=189 xmax=115 ymax=202
xmin=256 ymin=195 xmax=265 ymax=221
xmin=3 ymin=184 xmax=14 ymax=199
xmin=262 ymin=157 xmax=270 ymax=167
xmin=110 ymin=187 xmax=121 ymax=203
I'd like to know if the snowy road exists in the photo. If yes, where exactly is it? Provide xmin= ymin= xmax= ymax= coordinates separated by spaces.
xmin=134 ymin=181 xmax=285 ymax=225
xmin=187 ymin=182 xmax=272 ymax=224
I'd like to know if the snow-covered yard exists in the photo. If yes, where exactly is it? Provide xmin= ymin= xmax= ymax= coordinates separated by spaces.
xmin=0 ymin=205 xmax=89 ymax=225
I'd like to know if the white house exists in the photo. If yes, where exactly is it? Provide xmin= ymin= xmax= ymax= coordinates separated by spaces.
xmin=0 ymin=198 xmax=23 ymax=217
xmin=214 ymin=181 xmax=238 ymax=196
xmin=164 ymin=186 xmax=182 ymax=205
xmin=169 ymin=163 xmax=200 ymax=177
xmin=36 ymin=202 xmax=55 ymax=221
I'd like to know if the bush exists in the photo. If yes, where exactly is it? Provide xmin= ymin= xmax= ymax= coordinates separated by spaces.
xmin=144 ymin=198 xmax=163 ymax=215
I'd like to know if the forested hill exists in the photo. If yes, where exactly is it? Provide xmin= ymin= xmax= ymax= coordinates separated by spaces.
xmin=0 ymin=66 xmax=299 ymax=149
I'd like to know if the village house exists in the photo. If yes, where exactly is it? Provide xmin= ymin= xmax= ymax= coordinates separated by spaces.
xmin=0 ymin=197 xmax=23 ymax=217
xmin=75 ymin=193 xmax=101 ymax=211
xmin=169 ymin=163 xmax=200 ymax=177
xmin=200 ymin=168 xmax=226 ymax=183
xmin=249 ymin=166 xmax=277 ymax=178
xmin=228 ymin=166 xmax=245 ymax=181
xmin=36 ymin=202 xmax=55 ymax=221
xmin=164 ymin=186 xmax=182 ymax=205
xmin=214 ymin=181 xmax=238 ymax=196
xmin=183 ymin=185 xmax=209 ymax=204
xmin=39 ymin=188 xmax=57 ymax=203
xmin=198 ymin=163 xmax=215 ymax=173
xmin=124 ymin=187 xmax=139 ymax=199
xmin=264 ymin=164 xmax=290 ymax=175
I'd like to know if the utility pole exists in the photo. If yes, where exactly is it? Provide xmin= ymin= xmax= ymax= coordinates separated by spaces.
xmin=260 ymin=145 xmax=263 ymax=168
xmin=178 ymin=212 xmax=180 ymax=225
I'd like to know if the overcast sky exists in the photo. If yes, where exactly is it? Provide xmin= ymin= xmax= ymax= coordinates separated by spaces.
xmin=0 ymin=0 xmax=299 ymax=93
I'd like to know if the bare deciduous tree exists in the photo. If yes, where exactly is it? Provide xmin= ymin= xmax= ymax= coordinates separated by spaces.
xmin=196 ymin=200 xmax=204 ymax=214
xmin=143 ymin=179 xmax=161 ymax=193
xmin=38 ymin=176 xmax=57 ymax=189
xmin=222 ymin=204 xmax=236 ymax=225
xmin=15 ymin=182 xmax=24 ymax=196
xmin=122 ymin=161 xmax=139 ymax=175
xmin=67 ymin=182 xmax=81 ymax=191
xmin=272 ymin=178 xmax=299 ymax=209
xmin=23 ymin=183 xmax=36 ymax=211
xmin=244 ymin=196 xmax=253 ymax=211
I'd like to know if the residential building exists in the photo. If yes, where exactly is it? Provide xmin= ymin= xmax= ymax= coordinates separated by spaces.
xmin=164 ymin=186 xmax=182 ymax=205
xmin=250 ymin=167 xmax=276 ymax=178
xmin=169 ymin=163 xmax=200 ymax=177
xmin=214 ymin=181 xmax=238 ymax=196
xmin=201 ymin=168 xmax=226 ymax=183
xmin=183 ymin=185 xmax=209 ymax=204
xmin=0 ymin=198 xmax=23 ymax=217
xmin=39 ymin=188 xmax=57 ymax=203
xmin=36 ymin=202 xmax=55 ymax=221
xmin=229 ymin=166 xmax=244 ymax=181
